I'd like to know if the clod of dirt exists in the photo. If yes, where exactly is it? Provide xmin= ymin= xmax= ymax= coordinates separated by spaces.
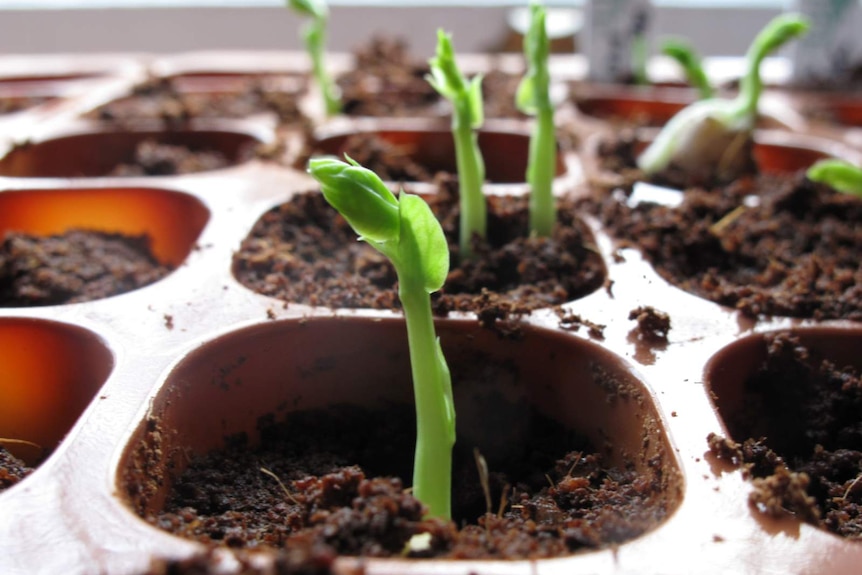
xmin=628 ymin=306 xmax=671 ymax=342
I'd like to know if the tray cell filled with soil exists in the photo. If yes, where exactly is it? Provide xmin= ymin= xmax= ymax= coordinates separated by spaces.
xmin=233 ymin=186 xmax=606 ymax=314
xmin=0 ymin=187 xmax=208 ymax=306
xmin=0 ymin=317 xmax=113 ymax=494
xmin=89 ymin=73 xmax=307 ymax=127
xmin=312 ymin=125 xmax=567 ymax=186
xmin=0 ymin=129 xmax=263 ymax=178
xmin=119 ymin=316 xmax=681 ymax=563
xmin=705 ymin=327 xmax=862 ymax=540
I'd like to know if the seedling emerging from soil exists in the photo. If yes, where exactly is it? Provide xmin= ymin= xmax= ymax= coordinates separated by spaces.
xmin=637 ymin=14 xmax=808 ymax=177
xmin=806 ymin=159 xmax=862 ymax=198
xmin=517 ymin=2 xmax=557 ymax=237
xmin=427 ymin=29 xmax=486 ymax=258
xmin=308 ymin=156 xmax=455 ymax=520
xmin=287 ymin=0 xmax=340 ymax=116
xmin=661 ymin=38 xmax=714 ymax=99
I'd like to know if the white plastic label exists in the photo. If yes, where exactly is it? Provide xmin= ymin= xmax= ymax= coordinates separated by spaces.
xmin=585 ymin=0 xmax=653 ymax=83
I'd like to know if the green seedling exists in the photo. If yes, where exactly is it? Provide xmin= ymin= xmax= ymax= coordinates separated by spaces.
xmin=806 ymin=159 xmax=862 ymax=198
xmin=638 ymin=14 xmax=809 ymax=176
xmin=516 ymin=1 xmax=556 ymax=237
xmin=308 ymin=156 xmax=455 ymax=520
xmin=661 ymin=38 xmax=714 ymax=100
xmin=427 ymin=29 xmax=486 ymax=258
xmin=287 ymin=0 xmax=340 ymax=116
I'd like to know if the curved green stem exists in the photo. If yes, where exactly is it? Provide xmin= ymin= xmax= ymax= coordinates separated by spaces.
xmin=661 ymin=38 xmax=713 ymax=100
xmin=734 ymin=14 xmax=808 ymax=121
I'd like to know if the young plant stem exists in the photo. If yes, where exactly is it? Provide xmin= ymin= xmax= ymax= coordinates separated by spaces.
xmin=452 ymin=102 xmax=486 ymax=255
xmin=427 ymin=30 xmax=486 ymax=258
xmin=400 ymin=278 xmax=454 ymax=519
xmin=661 ymin=38 xmax=714 ymax=99
xmin=517 ymin=2 xmax=556 ymax=237
xmin=287 ymin=0 xmax=340 ymax=116
xmin=308 ymin=156 xmax=455 ymax=520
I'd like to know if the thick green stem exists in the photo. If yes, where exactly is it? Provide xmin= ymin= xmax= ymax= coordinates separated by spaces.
xmin=453 ymin=102 xmax=486 ymax=258
xmin=528 ymin=106 xmax=556 ymax=237
xmin=399 ymin=278 xmax=454 ymax=520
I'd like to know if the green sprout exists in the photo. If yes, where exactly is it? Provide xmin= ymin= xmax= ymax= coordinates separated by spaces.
xmin=638 ymin=14 xmax=809 ymax=176
xmin=308 ymin=156 xmax=455 ymax=520
xmin=661 ymin=38 xmax=714 ymax=100
xmin=516 ymin=2 xmax=556 ymax=237
xmin=427 ymin=29 xmax=486 ymax=258
xmin=287 ymin=0 xmax=340 ymax=116
xmin=806 ymin=159 xmax=862 ymax=198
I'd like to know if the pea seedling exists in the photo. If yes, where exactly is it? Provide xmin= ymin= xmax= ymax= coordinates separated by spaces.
xmin=806 ymin=159 xmax=862 ymax=198
xmin=427 ymin=30 xmax=486 ymax=258
xmin=516 ymin=2 xmax=556 ymax=237
xmin=661 ymin=38 xmax=714 ymax=100
xmin=287 ymin=0 xmax=340 ymax=116
xmin=308 ymin=156 xmax=456 ymax=520
xmin=638 ymin=14 xmax=809 ymax=177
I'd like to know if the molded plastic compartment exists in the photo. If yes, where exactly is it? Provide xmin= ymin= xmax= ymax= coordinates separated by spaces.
xmin=314 ymin=127 xmax=566 ymax=184
xmin=574 ymin=89 xmax=694 ymax=126
xmin=0 ymin=318 xmax=113 ymax=464
xmin=118 ymin=316 xmax=682 ymax=544
xmin=0 ymin=187 xmax=209 ymax=266
xmin=0 ymin=129 xmax=261 ymax=177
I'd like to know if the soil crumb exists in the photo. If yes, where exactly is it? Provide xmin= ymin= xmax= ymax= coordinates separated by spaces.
xmin=0 ymin=447 xmax=34 ymax=493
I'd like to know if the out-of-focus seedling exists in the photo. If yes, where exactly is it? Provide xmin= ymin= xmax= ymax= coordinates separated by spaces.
xmin=287 ymin=0 xmax=340 ymax=116
xmin=517 ymin=1 xmax=557 ymax=238
xmin=427 ymin=29 xmax=486 ymax=258
xmin=637 ymin=14 xmax=809 ymax=179
xmin=308 ymin=156 xmax=455 ymax=520
xmin=661 ymin=38 xmax=714 ymax=100
xmin=806 ymin=159 xmax=862 ymax=198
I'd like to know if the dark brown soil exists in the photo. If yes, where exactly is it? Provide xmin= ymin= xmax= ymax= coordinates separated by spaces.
xmin=108 ymin=140 xmax=231 ymax=176
xmin=91 ymin=75 xmax=305 ymax=127
xmin=233 ymin=182 xmax=605 ymax=322
xmin=0 ymin=447 xmax=33 ymax=493
xmin=628 ymin=306 xmax=671 ymax=342
xmin=130 ymin=388 xmax=669 ymax=563
xmin=586 ymin=136 xmax=862 ymax=320
xmin=708 ymin=331 xmax=862 ymax=538
xmin=338 ymin=36 xmax=523 ymax=119
xmin=0 ymin=229 xmax=171 ymax=306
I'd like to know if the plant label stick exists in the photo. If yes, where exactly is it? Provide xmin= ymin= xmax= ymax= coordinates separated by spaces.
xmin=791 ymin=0 xmax=862 ymax=85
xmin=584 ymin=0 xmax=653 ymax=83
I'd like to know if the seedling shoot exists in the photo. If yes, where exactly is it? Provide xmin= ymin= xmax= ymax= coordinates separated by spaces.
xmin=806 ymin=159 xmax=862 ymax=198
xmin=427 ymin=30 xmax=487 ymax=258
xmin=637 ymin=14 xmax=809 ymax=177
xmin=308 ymin=156 xmax=455 ymax=520
xmin=287 ymin=0 xmax=340 ymax=116
xmin=661 ymin=38 xmax=714 ymax=100
xmin=516 ymin=1 xmax=557 ymax=237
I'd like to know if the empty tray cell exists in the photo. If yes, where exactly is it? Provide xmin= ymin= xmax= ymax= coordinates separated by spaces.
xmin=0 ymin=317 xmax=112 ymax=491
xmin=0 ymin=187 xmax=209 ymax=306
xmin=706 ymin=327 xmax=862 ymax=539
xmin=90 ymin=73 xmax=306 ymax=125
xmin=119 ymin=316 xmax=681 ymax=560
xmin=313 ymin=128 xmax=566 ymax=184
xmin=0 ymin=130 xmax=261 ymax=177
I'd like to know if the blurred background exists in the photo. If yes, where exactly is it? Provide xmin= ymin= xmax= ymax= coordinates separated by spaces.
xmin=0 ymin=0 xmax=785 ymax=57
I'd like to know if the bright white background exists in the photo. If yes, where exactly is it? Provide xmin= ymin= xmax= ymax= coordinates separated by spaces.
xmin=0 ymin=1 xmax=788 ymax=56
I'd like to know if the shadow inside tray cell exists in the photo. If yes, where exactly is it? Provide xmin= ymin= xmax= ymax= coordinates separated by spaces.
xmin=575 ymin=91 xmax=693 ymax=126
xmin=0 ymin=318 xmax=113 ymax=490
xmin=0 ymin=130 xmax=261 ymax=178
xmin=118 ymin=317 xmax=682 ymax=556
xmin=0 ymin=187 xmax=209 ymax=306
xmin=314 ymin=128 xmax=566 ymax=184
